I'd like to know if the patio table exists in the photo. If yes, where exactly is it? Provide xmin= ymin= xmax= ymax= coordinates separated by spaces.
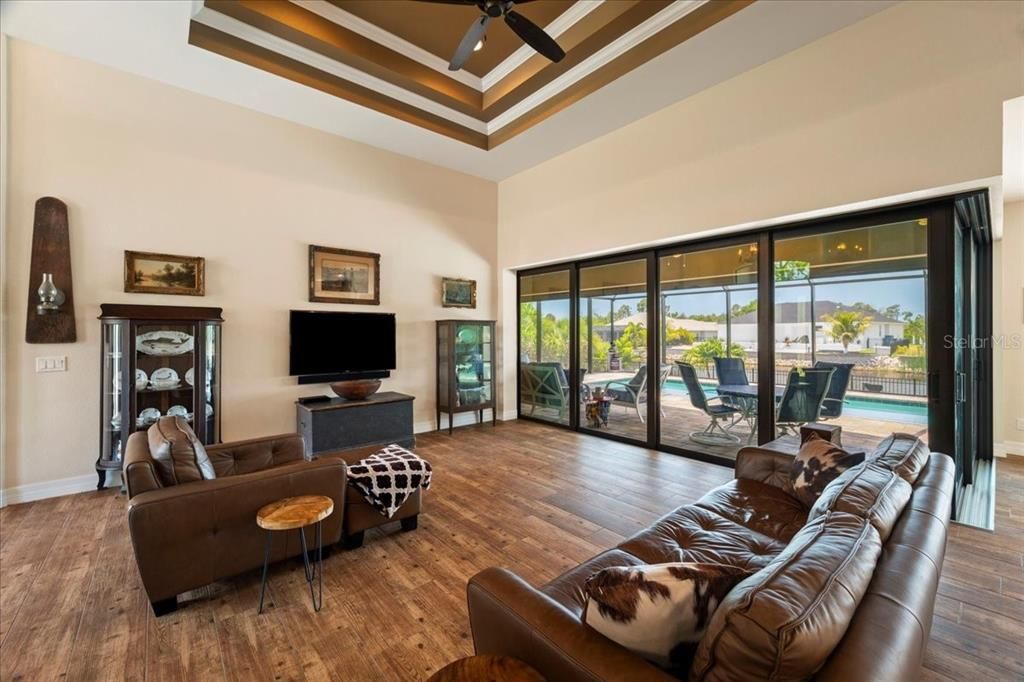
xmin=716 ymin=384 xmax=784 ymax=443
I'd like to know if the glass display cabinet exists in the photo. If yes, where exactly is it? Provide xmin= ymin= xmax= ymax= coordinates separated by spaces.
xmin=97 ymin=304 xmax=223 ymax=489
xmin=436 ymin=319 xmax=496 ymax=434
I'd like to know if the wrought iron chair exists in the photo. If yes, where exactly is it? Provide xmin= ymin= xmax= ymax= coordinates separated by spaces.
xmin=813 ymin=361 xmax=854 ymax=420
xmin=602 ymin=364 xmax=671 ymax=424
xmin=675 ymin=362 xmax=740 ymax=445
xmin=776 ymin=366 xmax=835 ymax=435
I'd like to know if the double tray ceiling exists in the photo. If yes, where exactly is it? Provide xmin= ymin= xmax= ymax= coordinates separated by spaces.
xmin=189 ymin=0 xmax=752 ymax=150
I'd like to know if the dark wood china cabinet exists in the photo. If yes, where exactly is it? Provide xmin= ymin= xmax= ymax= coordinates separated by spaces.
xmin=97 ymin=304 xmax=223 ymax=489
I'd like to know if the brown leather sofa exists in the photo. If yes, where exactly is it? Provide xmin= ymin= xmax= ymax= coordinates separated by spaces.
xmin=125 ymin=424 xmax=346 ymax=616
xmin=467 ymin=434 xmax=953 ymax=681
xmin=313 ymin=444 xmax=422 ymax=548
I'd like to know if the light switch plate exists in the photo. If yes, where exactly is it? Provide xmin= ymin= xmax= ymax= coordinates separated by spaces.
xmin=1017 ymin=417 xmax=1024 ymax=432
xmin=35 ymin=356 xmax=67 ymax=372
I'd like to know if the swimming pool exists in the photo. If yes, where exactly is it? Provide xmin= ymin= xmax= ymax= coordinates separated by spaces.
xmin=661 ymin=378 xmax=928 ymax=425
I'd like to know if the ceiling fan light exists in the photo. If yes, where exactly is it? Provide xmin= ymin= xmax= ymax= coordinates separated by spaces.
xmin=473 ymin=36 xmax=485 ymax=52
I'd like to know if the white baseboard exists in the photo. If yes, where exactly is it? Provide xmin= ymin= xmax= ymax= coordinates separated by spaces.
xmin=995 ymin=441 xmax=1024 ymax=458
xmin=0 ymin=470 xmax=122 ymax=508
xmin=415 ymin=408 xmax=513 ymax=435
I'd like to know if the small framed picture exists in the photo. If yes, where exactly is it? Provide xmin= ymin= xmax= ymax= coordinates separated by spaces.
xmin=124 ymin=251 xmax=205 ymax=296
xmin=442 ymin=277 xmax=477 ymax=308
xmin=309 ymin=245 xmax=380 ymax=305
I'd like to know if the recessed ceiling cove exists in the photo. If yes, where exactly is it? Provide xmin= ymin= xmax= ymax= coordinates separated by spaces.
xmin=188 ymin=0 xmax=753 ymax=150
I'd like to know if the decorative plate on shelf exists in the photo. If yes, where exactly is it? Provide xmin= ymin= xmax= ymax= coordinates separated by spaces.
xmin=185 ymin=368 xmax=195 ymax=387
xmin=456 ymin=326 xmax=480 ymax=345
xmin=137 ymin=330 xmax=194 ymax=356
xmin=138 ymin=407 xmax=161 ymax=426
xmin=150 ymin=367 xmax=179 ymax=386
xmin=167 ymin=404 xmax=189 ymax=418
xmin=135 ymin=369 xmax=148 ymax=391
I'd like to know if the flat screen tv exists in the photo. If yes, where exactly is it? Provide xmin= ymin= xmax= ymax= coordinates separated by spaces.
xmin=289 ymin=310 xmax=396 ymax=376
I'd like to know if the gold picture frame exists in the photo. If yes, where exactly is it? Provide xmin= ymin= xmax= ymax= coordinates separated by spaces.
xmin=124 ymin=251 xmax=205 ymax=296
xmin=309 ymin=245 xmax=380 ymax=305
xmin=441 ymin=277 xmax=477 ymax=308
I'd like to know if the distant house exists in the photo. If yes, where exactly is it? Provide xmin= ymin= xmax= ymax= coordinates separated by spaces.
xmin=727 ymin=301 xmax=905 ymax=351
xmin=593 ymin=313 xmax=719 ymax=343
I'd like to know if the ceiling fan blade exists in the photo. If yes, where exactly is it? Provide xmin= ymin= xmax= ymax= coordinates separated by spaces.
xmin=504 ymin=9 xmax=565 ymax=63
xmin=449 ymin=14 xmax=491 ymax=71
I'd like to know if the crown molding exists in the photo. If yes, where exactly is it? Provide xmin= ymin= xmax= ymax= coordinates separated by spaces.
xmin=487 ymin=0 xmax=707 ymax=133
xmin=294 ymin=0 xmax=483 ymax=91
xmin=192 ymin=6 xmax=489 ymax=134
xmin=480 ymin=0 xmax=605 ymax=91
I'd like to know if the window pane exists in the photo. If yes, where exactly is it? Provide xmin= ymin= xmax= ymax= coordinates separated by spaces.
xmin=659 ymin=243 xmax=759 ymax=460
xmin=519 ymin=270 xmax=571 ymax=425
xmin=773 ymin=219 xmax=929 ymax=450
xmin=579 ymin=259 xmax=650 ymax=441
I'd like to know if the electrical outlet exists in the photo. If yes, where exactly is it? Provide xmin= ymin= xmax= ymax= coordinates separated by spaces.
xmin=1017 ymin=417 xmax=1024 ymax=432
xmin=35 ymin=356 xmax=67 ymax=372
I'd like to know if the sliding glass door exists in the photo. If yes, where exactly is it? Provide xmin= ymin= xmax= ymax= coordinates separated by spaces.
xmin=773 ymin=218 xmax=930 ymax=451
xmin=515 ymin=195 xmax=989 ymax=480
xmin=518 ymin=269 xmax=572 ymax=425
xmin=657 ymin=242 xmax=759 ymax=460
xmin=578 ymin=258 xmax=651 ymax=442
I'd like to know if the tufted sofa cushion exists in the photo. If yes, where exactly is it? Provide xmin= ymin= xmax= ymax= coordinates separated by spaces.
xmin=870 ymin=433 xmax=930 ymax=484
xmin=206 ymin=433 xmax=305 ymax=477
xmin=617 ymin=480 xmax=807 ymax=574
xmin=809 ymin=461 xmax=913 ymax=542
xmin=689 ymin=512 xmax=882 ymax=682
xmin=147 ymin=416 xmax=216 ymax=487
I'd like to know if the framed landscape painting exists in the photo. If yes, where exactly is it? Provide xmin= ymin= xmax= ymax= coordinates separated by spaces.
xmin=309 ymin=245 xmax=380 ymax=305
xmin=124 ymin=251 xmax=205 ymax=296
xmin=442 ymin=277 xmax=477 ymax=308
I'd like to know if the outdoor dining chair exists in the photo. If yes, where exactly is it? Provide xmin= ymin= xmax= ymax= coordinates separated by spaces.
xmin=675 ymin=361 xmax=741 ymax=445
xmin=776 ymin=366 xmax=835 ymax=435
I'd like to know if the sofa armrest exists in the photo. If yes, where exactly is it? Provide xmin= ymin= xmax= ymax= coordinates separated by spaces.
xmin=734 ymin=446 xmax=795 ymax=490
xmin=127 ymin=458 xmax=345 ymax=602
xmin=124 ymin=431 xmax=162 ymax=498
xmin=467 ymin=568 xmax=676 ymax=682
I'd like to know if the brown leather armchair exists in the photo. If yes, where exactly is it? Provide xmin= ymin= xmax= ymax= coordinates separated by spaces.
xmin=125 ymin=427 xmax=346 ymax=616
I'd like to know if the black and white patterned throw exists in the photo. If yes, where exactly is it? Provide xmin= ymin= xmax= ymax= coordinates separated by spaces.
xmin=347 ymin=444 xmax=432 ymax=518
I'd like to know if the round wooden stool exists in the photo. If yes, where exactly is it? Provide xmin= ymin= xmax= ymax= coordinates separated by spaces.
xmin=427 ymin=655 xmax=545 ymax=682
xmin=256 ymin=494 xmax=334 ymax=614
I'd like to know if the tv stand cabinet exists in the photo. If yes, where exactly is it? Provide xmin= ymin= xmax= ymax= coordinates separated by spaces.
xmin=296 ymin=391 xmax=415 ymax=457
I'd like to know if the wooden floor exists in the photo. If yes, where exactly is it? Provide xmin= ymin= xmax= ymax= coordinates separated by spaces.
xmin=523 ymin=400 xmax=926 ymax=461
xmin=0 ymin=421 xmax=1020 ymax=681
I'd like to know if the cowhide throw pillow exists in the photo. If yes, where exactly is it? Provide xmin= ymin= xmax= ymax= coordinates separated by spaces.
xmin=583 ymin=562 xmax=752 ymax=669
xmin=788 ymin=434 xmax=865 ymax=508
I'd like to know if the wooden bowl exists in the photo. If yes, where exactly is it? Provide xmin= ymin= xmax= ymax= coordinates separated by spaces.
xmin=330 ymin=379 xmax=382 ymax=400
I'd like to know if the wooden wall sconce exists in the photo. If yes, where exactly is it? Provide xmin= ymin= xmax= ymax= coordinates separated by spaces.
xmin=25 ymin=197 xmax=76 ymax=343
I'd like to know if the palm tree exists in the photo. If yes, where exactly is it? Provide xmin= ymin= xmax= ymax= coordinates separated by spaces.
xmin=904 ymin=314 xmax=926 ymax=344
xmin=822 ymin=311 xmax=872 ymax=351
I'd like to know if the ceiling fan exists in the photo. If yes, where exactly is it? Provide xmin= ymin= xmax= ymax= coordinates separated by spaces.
xmin=417 ymin=0 xmax=566 ymax=72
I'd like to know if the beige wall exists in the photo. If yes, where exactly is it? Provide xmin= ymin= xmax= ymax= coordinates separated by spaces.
xmin=496 ymin=0 xmax=1023 ymax=415
xmin=997 ymin=201 xmax=1024 ymax=455
xmin=1 ymin=40 xmax=497 ymax=494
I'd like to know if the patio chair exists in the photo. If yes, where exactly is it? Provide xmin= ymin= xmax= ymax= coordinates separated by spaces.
xmin=714 ymin=357 xmax=749 ymax=386
xmin=601 ymin=365 xmax=671 ymax=424
xmin=675 ymin=362 xmax=740 ymax=445
xmin=520 ymin=363 xmax=571 ymax=420
xmin=776 ymin=366 xmax=835 ymax=435
xmin=714 ymin=357 xmax=749 ymax=411
xmin=813 ymin=361 xmax=854 ymax=420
